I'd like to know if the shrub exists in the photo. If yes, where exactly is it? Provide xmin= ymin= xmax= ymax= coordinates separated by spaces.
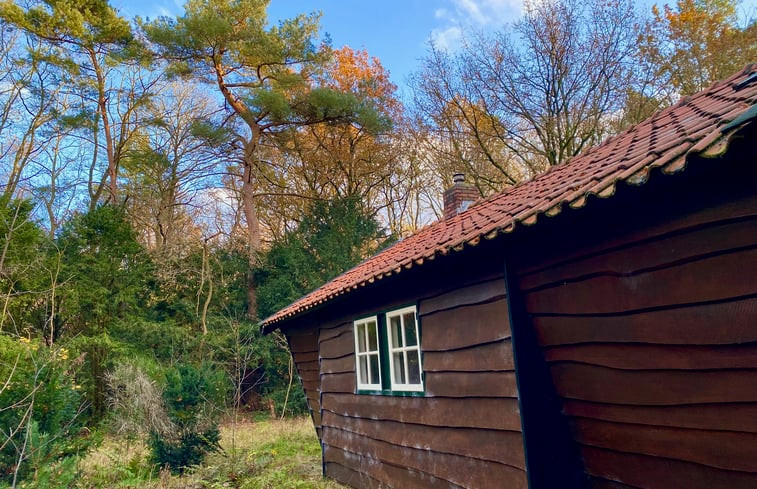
xmin=105 ymin=361 xmax=172 ymax=438
xmin=148 ymin=363 xmax=226 ymax=473
xmin=109 ymin=319 xmax=198 ymax=363
xmin=0 ymin=335 xmax=91 ymax=486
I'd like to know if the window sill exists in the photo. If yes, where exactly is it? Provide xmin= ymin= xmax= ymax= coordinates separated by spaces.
xmin=355 ymin=388 xmax=426 ymax=397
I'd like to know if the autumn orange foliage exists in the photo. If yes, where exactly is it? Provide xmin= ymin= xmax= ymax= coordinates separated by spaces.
xmin=642 ymin=0 xmax=756 ymax=96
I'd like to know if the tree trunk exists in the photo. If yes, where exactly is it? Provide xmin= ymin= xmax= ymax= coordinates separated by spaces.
xmin=241 ymin=151 xmax=262 ymax=320
xmin=90 ymin=48 xmax=118 ymax=205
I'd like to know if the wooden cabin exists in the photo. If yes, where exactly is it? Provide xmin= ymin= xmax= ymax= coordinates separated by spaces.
xmin=262 ymin=65 xmax=757 ymax=488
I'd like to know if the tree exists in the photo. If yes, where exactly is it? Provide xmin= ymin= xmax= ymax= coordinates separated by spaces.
xmin=122 ymin=82 xmax=226 ymax=252
xmin=412 ymin=0 xmax=639 ymax=190
xmin=30 ymin=116 xmax=85 ymax=239
xmin=0 ymin=0 xmax=156 ymax=208
xmin=0 ymin=198 xmax=47 ymax=337
xmin=412 ymin=45 xmax=524 ymax=195
xmin=148 ymin=363 xmax=224 ymax=474
xmin=0 ymin=335 xmax=89 ymax=487
xmin=144 ymin=0 xmax=385 ymax=318
xmin=639 ymin=0 xmax=757 ymax=98
xmin=0 ymin=24 xmax=67 ymax=204
xmin=256 ymin=196 xmax=390 ymax=320
xmin=55 ymin=205 xmax=154 ymax=418
xmin=264 ymin=46 xmax=413 ymax=236
xmin=56 ymin=205 xmax=150 ymax=336
xmin=279 ymin=47 xmax=399 ymax=198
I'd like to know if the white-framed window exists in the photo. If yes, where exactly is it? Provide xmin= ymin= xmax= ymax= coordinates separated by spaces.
xmin=353 ymin=316 xmax=382 ymax=390
xmin=386 ymin=306 xmax=424 ymax=392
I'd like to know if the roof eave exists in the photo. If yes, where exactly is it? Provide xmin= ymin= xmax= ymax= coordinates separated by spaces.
xmin=261 ymin=85 xmax=757 ymax=333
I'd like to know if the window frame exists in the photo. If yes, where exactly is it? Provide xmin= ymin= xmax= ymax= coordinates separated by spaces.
xmin=353 ymin=304 xmax=424 ymax=396
xmin=353 ymin=315 xmax=382 ymax=391
xmin=385 ymin=306 xmax=424 ymax=392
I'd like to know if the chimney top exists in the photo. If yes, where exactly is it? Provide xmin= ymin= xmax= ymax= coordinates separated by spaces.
xmin=443 ymin=173 xmax=479 ymax=220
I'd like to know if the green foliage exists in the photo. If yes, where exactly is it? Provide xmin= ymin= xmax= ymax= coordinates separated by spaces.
xmin=65 ymin=333 xmax=131 ymax=420
xmin=162 ymin=364 xmax=227 ymax=422
xmin=0 ymin=0 xmax=132 ymax=47
xmin=57 ymin=205 xmax=152 ymax=334
xmin=53 ymin=206 xmax=154 ymax=419
xmin=256 ymin=196 xmax=391 ymax=319
xmin=0 ymin=198 xmax=49 ymax=335
xmin=150 ymin=428 xmax=221 ymax=474
xmin=110 ymin=319 xmax=198 ymax=363
xmin=0 ymin=197 xmax=44 ymax=272
xmin=0 ymin=336 xmax=91 ymax=487
xmin=16 ymin=454 xmax=80 ymax=489
xmin=149 ymin=363 xmax=226 ymax=473
xmin=144 ymin=0 xmax=384 ymax=144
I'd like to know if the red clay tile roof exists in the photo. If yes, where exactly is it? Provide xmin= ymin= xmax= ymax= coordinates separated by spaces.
xmin=262 ymin=64 xmax=757 ymax=329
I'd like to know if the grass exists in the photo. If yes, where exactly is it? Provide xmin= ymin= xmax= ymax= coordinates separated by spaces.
xmin=76 ymin=415 xmax=347 ymax=489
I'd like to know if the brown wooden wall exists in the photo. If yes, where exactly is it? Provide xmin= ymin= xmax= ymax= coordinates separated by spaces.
xmin=286 ymin=272 xmax=528 ymax=488
xmin=512 ymin=167 xmax=757 ymax=488
xmin=287 ymin=329 xmax=323 ymax=437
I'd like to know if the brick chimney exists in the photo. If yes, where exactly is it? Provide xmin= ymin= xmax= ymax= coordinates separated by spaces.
xmin=443 ymin=173 xmax=479 ymax=220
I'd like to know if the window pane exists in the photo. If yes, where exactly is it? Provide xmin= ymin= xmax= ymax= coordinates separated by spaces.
xmin=367 ymin=320 xmax=378 ymax=351
xmin=407 ymin=351 xmax=421 ymax=384
xmin=393 ymin=352 xmax=406 ymax=384
xmin=390 ymin=315 xmax=403 ymax=348
xmin=369 ymin=354 xmax=380 ymax=385
xmin=356 ymin=324 xmax=366 ymax=353
xmin=359 ymin=356 xmax=368 ymax=384
xmin=404 ymin=314 xmax=418 ymax=347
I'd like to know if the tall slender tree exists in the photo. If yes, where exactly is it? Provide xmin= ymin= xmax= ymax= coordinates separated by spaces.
xmin=122 ymin=82 xmax=225 ymax=251
xmin=412 ymin=0 xmax=639 ymax=191
xmin=263 ymin=47 xmax=411 ymax=235
xmin=144 ymin=0 xmax=384 ymax=317
xmin=0 ymin=0 xmax=154 ymax=208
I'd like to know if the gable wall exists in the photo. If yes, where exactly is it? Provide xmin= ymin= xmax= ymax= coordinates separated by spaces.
xmin=283 ymin=240 xmax=528 ymax=488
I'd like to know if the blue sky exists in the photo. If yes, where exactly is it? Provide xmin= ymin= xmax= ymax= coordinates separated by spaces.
xmin=111 ymin=0 xmax=525 ymax=97
xmin=112 ymin=0 xmax=757 ymax=98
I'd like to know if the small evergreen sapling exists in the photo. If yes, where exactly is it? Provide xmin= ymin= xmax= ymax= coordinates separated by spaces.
xmin=148 ymin=363 xmax=226 ymax=473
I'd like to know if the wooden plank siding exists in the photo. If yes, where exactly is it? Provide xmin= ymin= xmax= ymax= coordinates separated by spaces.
xmin=286 ymin=329 xmax=323 ymax=434
xmin=310 ymin=276 xmax=528 ymax=488
xmin=512 ymin=168 xmax=757 ymax=489
xmin=277 ymin=141 xmax=757 ymax=488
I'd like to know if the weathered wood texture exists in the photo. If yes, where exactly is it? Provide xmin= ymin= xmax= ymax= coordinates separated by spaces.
xmin=286 ymin=330 xmax=322 ymax=432
xmin=309 ymin=278 xmax=527 ymax=488
xmin=514 ymin=164 xmax=757 ymax=488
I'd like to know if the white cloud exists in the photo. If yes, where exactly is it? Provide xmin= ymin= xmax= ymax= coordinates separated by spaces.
xmin=453 ymin=0 xmax=523 ymax=26
xmin=434 ymin=8 xmax=449 ymax=19
xmin=430 ymin=25 xmax=463 ymax=51
xmin=429 ymin=0 xmax=524 ymax=50
xmin=456 ymin=0 xmax=487 ymax=24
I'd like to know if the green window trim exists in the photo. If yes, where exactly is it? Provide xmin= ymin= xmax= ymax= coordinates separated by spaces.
xmin=353 ymin=305 xmax=425 ymax=396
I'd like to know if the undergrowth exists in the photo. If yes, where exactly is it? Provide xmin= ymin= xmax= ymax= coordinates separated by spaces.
xmin=76 ymin=416 xmax=346 ymax=489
